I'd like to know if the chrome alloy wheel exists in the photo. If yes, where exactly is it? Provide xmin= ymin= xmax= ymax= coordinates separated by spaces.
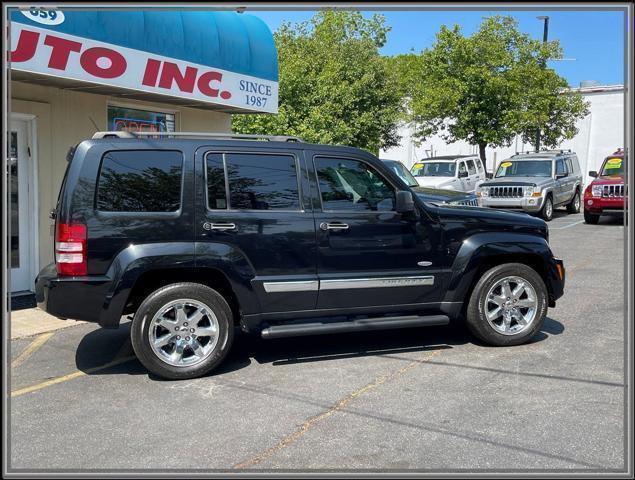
xmin=149 ymin=299 xmax=220 ymax=367
xmin=544 ymin=198 xmax=553 ymax=218
xmin=485 ymin=276 xmax=538 ymax=335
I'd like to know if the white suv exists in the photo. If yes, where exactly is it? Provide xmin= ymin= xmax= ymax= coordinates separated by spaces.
xmin=410 ymin=155 xmax=487 ymax=193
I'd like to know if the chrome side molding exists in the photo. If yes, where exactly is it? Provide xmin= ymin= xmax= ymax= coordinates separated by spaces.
xmin=262 ymin=276 xmax=434 ymax=293
xmin=263 ymin=280 xmax=319 ymax=293
xmin=321 ymin=276 xmax=434 ymax=290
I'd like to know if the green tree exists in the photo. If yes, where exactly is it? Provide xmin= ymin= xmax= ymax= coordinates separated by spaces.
xmin=232 ymin=11 xmax=402 ymax=154
xmin=397 ymin=15 xmax=589 ymax=173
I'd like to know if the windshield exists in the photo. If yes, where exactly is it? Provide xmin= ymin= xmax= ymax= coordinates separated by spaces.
xmin=411 ymin=162 xmax=456 ymax=177
xmin=495 ymin=160 xmax=552 ymax=178
xmin=385 ymin=161 xmax=418 ymax=186
xmin=600 ymin=157 xmax=624 ymax=176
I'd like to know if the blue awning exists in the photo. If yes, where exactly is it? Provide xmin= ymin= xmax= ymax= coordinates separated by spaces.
xmin=11 ymin=10 xmax=278 ymax=82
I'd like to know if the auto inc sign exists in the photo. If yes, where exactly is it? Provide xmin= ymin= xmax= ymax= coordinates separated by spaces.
xmin=10 ymin=21 xmax=278 ymax=113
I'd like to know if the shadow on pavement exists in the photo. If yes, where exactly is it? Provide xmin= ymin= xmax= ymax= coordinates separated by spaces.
xmin=75 ymin=315 xmax=565 ymax=379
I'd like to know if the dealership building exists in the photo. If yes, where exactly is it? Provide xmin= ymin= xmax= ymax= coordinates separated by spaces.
xmin=8 ymin=9 xmax=278 ymax=297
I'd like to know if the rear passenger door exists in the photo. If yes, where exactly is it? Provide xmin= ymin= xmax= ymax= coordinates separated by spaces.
xmin=554 ymin=159 xmax=568 ymax=204
xmin=563 ymin=157 xmax=577 ymax=202
xmin=194 ymin=147 xmax=318 ymax=314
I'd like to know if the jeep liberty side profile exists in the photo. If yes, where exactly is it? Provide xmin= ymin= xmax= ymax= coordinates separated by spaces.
xmin=36 ymin=132 xmax=566 ymax=379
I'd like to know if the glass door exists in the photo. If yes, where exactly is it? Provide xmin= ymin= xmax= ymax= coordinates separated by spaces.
xmin=9 ymin=119 xmax=32 ymax=292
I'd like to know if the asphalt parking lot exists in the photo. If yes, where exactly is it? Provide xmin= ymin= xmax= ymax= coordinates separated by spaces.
xmin=8 ymin=211 xmax=627 ymax=473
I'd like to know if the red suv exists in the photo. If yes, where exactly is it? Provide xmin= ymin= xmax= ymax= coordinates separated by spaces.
xmin=583 ymin=149 xmax=626 ymax=224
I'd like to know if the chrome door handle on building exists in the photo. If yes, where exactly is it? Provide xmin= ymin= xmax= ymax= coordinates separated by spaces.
xmin=320 ymin=222 xmax=349 ymax=231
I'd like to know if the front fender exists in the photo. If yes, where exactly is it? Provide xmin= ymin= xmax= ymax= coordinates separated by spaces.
xmin=443 ymin=232 xmax=554 ymax=304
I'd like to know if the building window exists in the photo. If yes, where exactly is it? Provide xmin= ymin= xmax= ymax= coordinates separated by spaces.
xmin=96 ymin=150 xmax=183 ymax=212
xmin=107 ymin=105 xmax=176 ymax=133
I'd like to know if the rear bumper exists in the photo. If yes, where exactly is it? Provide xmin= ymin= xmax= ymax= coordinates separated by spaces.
xmin=35 ymin=263 xmax=121 ymax=328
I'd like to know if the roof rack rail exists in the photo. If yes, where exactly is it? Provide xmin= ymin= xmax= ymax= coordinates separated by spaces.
xmin=92 ymin=131 xmax=305 ymax=142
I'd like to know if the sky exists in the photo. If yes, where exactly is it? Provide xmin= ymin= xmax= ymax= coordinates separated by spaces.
xmin=248 ymin=8 xmax=625 ymax=88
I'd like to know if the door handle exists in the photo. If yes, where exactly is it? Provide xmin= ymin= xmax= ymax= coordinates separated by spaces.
xmin=320 ymin=222 xmax=349 ymax=231
xmin=203 ymin=222 xmax=236 ymax=231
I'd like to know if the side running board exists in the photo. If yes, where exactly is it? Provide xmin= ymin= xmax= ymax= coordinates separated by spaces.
xmin=261 ymin=314 xmax=449 ymax=339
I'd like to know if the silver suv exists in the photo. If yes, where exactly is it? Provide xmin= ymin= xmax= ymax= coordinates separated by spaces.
xmin=477 ymin=150 xmax=583 ymax=221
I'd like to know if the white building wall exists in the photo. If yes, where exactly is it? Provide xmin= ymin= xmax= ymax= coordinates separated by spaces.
xmin=381 ymin=85 xmax=625 ymax=186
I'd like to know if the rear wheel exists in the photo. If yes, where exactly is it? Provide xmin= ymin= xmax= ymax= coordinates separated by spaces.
xmin=584 ymin=210 xmax=600 ymax=224
xmin=540 ymin=195 xmax=554 ymax=221
xmin=131 ymin=282 xmax=234 ymax=380
xmin=567 ymin=190 xmax=581 ymax=214
xmin=466 ymin=263 xmax=548 ymax=346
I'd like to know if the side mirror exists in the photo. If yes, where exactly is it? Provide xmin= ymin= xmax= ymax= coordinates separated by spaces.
xmin=555 ymin=173 xmax=567 ymax=179
xmin=589 ymin=171 xmax=598 ymax=178
xmin=396 ymin=190 xmax=415 ymax=213
xmin=486 ymin=172 xmax=493 ymax=179
xmin=458 ymin=170 xmax=468 ymax=178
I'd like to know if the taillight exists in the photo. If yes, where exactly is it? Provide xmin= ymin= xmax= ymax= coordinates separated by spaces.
xmin=55 ymin=223 xmax=87 ymax=276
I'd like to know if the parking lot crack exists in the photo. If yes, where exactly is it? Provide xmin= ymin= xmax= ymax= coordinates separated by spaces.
xmin=232 ymin=348 xmax=444 ymax=469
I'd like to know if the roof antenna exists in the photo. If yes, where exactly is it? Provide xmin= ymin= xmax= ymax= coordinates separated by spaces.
xmin=88 ymin=116 xmax=100 ymax=132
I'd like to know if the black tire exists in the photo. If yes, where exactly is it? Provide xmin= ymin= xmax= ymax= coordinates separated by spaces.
xmin=584 ymin=210 xmax=600 ymax=224
xmin=131 ymin=283 xmax=234 ymax=380
xmin=466 ymin=263 xmax=548 ymax=346
xmin=540 ymin=195 xmax=554 ymax=221
xmin=566 ymin=190 xmax=581 ymax=214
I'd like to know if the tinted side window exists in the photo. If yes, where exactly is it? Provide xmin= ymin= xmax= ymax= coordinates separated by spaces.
xmin=96 ymin=150 xmax=182 ymax=212
xmin=556 ymin=159 xmax=566 ymax=175
xmin=466 ymin=160 xmax=477 ymax=175
xmin=565 ymin=158 xmax=573 ymax=174
xmin=226 ymin=153 xmax=300 ymax=210
xmin=316 ymin=157 xmax=395 ymax=212
xmin=206 ymin=153 xmax=227 ymax=210
xmin=475 ymin=158 xmax=484 ymax=173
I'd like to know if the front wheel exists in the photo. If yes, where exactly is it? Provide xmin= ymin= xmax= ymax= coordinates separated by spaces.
xmin=466 ymin=263 xmax=548 ymax=346
xmin=131 ymin=283 xmax=234 ymax=380
xmin=567 ymin=190 xmax=581 ymax=214
xmin=540 ymin=195 xmax=554 ymax=221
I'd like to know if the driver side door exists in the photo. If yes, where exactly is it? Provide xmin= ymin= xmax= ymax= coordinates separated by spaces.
xmin=311 ymin=154 xmax=441 ymax=311
xmin=458 ymin=161 xmax=470 ymax=191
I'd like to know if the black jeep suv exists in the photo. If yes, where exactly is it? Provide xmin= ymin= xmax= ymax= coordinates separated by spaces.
xmin=36 ymin=132 xmax=565 ymax=379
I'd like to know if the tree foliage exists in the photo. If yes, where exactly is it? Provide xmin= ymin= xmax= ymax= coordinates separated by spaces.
xmin=232 ymin=11 xmax=402 ymax=154
xmin=393 ymin=16 xmax=590 ymax=170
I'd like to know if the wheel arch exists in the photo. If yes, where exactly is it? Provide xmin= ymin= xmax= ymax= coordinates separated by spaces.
xmin=444 ymin=232 xmax=555 ymax=311
xmin=123 ymin=267 xmax=241 ymax=325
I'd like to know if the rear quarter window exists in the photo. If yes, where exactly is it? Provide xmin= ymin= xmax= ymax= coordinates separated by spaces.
xmin=96 ymin=150 xmax=183 ymax=212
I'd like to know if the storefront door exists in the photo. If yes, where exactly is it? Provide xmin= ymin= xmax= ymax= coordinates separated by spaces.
xmin=9 ymin=118 xmax=34 ymax=293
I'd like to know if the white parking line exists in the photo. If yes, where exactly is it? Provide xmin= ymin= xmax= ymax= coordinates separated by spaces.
xmin=551 ymin=220 xmax=585 ymax=230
